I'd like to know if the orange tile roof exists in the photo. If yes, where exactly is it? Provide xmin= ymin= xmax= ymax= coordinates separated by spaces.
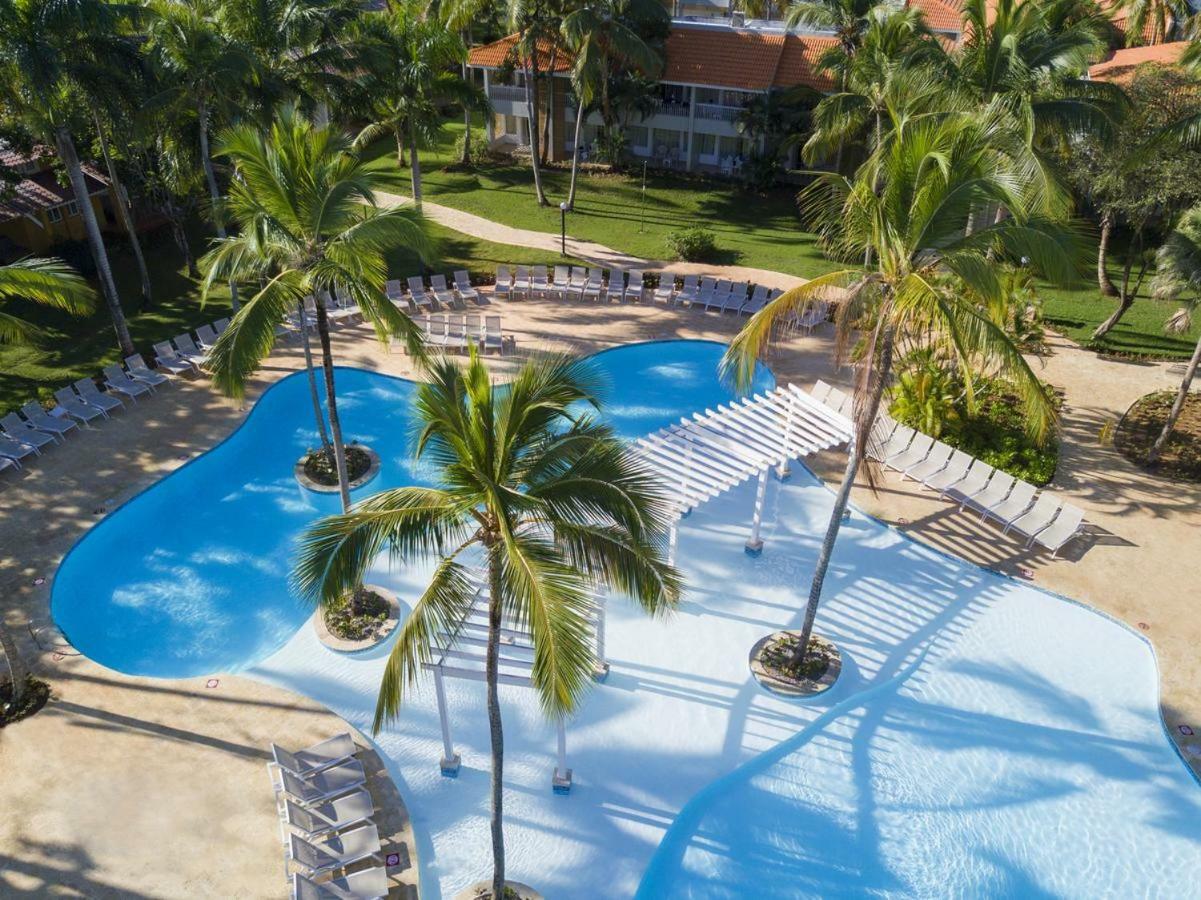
xmin=467 ymin=34 xmax=571 ymax=73
xmin=1088 ymin=41 xmax=1189 ymax=81
xmin=772 ymin=35 xmax=839 ymax=91
xmin=909 ymin=0 xmax=963 ymax=34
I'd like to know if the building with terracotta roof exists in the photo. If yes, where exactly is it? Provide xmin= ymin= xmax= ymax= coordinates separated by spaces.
xmin=467 ymin=2 xmax=966 ymax=173
xmin=1088 ymin=41 xmax=1192 ymax=82
xmin=0 ymin=145 xmax=118 ymax=255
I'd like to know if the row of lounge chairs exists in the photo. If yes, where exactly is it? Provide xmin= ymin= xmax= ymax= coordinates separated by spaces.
xmin=385 ymin=271 xmax=483 ymax=313
xmin=809 ymin=380 xmax=1086 ymax=558
xmin=410 ymin=314 xmax=508 ymax=355
xmin=269 ymin=733 xmax=389 ymax=899
xmin=0 ymin=318 xmax=229 ymax=478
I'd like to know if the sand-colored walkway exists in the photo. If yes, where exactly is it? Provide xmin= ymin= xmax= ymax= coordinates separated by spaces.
xmin=2 ymin=293 xmax=1199 ymax=896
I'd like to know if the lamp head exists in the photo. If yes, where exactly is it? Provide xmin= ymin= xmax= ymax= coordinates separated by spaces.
xmin=559 ymin=201 xmax=568 ymax=212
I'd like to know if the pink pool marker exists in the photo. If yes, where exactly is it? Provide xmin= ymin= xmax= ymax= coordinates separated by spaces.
xmin=205 ymin=678 xmax=219 ymax=689
xmin=33 ymin=577 xmax=45 ymax=586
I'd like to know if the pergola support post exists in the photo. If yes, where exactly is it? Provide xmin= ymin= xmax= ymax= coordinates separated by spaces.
xmin=777 ymin=394 xmax=796 ymax=480
xmin=433 ymin=668 xmax=461 ymax=777
xmin=745 ymin=466 xmax=769 ymax=556
xmin=592 ymin=597 xmax=610 ymax=682
xmin=667 ymin=519 xmax=679 ymax=567
xmin=553 ymin=718 xmax=572 ymax=794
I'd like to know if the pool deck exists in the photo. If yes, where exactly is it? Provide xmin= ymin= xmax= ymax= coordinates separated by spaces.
xmin=1 ymin=295 xmax=1198 ymax=897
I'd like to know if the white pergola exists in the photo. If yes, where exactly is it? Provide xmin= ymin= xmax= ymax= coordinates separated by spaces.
xmin=421 ymin=575 xmax=605 ymax=794
xmin=634 ymin=383 xmax=853 ymax=556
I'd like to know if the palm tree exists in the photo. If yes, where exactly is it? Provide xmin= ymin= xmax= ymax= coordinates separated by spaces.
xmin=1147 ymin=206 xmax=1201 ymax=463
xmin=293 ymin=350 xmax=682 ymax=899
xmin=722 ymin=111 xmax=1080 ymax=669
xmin=200 ymin=108 xmax=430 ymax=512
xmin=351 ymin=0 xmax=487 ymax=213
xmin=1112 ymin=0 xmax=1189 ymax=45
xmin=0 ymin=256 xmax=93 ymax=707
xmin=561 ymin=0 xmax=666 ymax=209
xmin=0 ymin=0 xmax=139 ymax=356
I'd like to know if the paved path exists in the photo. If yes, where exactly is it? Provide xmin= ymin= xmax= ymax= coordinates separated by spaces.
xmin=375 ymin=191 xmax=808 ymax=292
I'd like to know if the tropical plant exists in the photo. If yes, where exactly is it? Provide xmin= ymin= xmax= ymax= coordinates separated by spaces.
xmin=1147 ymin=205 xmax=1201 ymax=463
xmin=351 ymin=0 xmax=487 ymax=213
xmin=889 ymin=349 xmax=962 ymax=438
xmin=200 ymin=108 xmax=430 ymax=512
xmin=723 ymin=111 xmax=1079 ymax=670
xmin=0 ymin=0 xmax=140 ymax=355
xmin=293 ymin=350 xmax=682 ymax=900
xmin=1111 ymin=0 xmax=1190 ymax=46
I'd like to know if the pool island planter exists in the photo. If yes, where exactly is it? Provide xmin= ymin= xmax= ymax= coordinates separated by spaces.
xmin=749 ymin=631 xmax=842 ymax=698
xmin=453 ymin=881 xmax=543 ymax=900
xmin=293 ymin=443 xmax=381 ymax=493
xmin=312 ymin=585 xmax=401 ymax=653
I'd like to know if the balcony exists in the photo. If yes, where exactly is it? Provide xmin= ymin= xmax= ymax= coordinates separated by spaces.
xmin=651 ymin=99 xmax=692 ymax=119
xmin=694 ymin=102 xmax=743 ymax=122
xmin=488 ymin=84 xmax=527 ymax=103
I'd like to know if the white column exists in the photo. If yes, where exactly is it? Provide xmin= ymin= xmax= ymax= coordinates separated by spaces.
xmin=553 ymin=718 xmax=572 ymax=793
xmin=685 ymin=86 xmax=697 ymax=172
xmin=667 ymin=519 xmax=679 ymax=566
xmin=433 ymin=668 xmax=461 ymax=776
xmin=777 ymin=393 xmax=795 ymax=480
xmin=483 ymin=70 xmax=495 ymax=142
xmin=681 ymin=440 xmax=693 ymax=517
xmin=592 ymin=597 xmax=609 ymax=681
xmin=745 ymin=466 xmax=768 ymax=556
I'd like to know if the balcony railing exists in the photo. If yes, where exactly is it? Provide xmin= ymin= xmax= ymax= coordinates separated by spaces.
xmin=695 ymin=102 xmax=744 ymax=122
xmin=488 ymin=84 xmax=527 ymax=103
xmin=651 ymin=99 xmax=691 ymax=118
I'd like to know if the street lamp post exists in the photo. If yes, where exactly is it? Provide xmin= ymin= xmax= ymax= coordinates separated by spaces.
xmin=559 ymin=201 xmax=568 ymax=256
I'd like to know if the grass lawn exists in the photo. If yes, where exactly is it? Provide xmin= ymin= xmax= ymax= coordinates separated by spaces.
xmin=0 ymin=219 xmax=581 ymax=413
xmin=362 ymin=120 xmax=840 ymax=279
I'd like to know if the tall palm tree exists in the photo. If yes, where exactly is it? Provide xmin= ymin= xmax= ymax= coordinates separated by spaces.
xmin=723 ymin=111 xmax=1080 ymax=668
xmin=351 ymin=0 xmax=487 ymax=213
xmin=1147 ymin=206 xmax=1201 ymax=463
xmin=293 ymin=350 xmax=682 ymax=900
xmin=200 ymin=108 xmax=430 ymax=512
xmin=561 ymin=0 xmax=666 ymax=208
xmin=0 ymin=0 xmax=139 ymax=355
xmin=0 ymin=255 xmax=93 ymax=707
xmin=1112 ymin=0 xmax=1189 ymax=45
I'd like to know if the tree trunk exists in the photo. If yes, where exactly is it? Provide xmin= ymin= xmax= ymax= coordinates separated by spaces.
xmin=461 ymin=57 xmax=473 ymax=165
xmin=409 ymin=117 xmax=423 ymax=213
xmin=566 ymin=97 xmax=586 ymax=210
xmin=540 ymin=49 xmax=556 ymax=166
xmin=485 ymin=553 xmax=506 ymax=899
xmin=396 ymin=126 xmax=407 ymax=167
xmin=198 ymin=97 xmax=240 ymax=312
xmin=523 ymin=48 xmax=549 ymax=207
xmin=314 ymin=299 xmax=352 ymax=513
xmin=1097 ymin=211 xmax=1117 ymax=297
xmin=169 ymin=210 xmax=199 ymax=278
xmin=299 ymin=299 xmax=331 ymax=455
xmin=789 ymin=327 xmax=895 ymax=666
xmin=55 ymin=126 xmax=134 ymax=356
xmin=1147 ymin=333 xmax=1201 ymax=463
xmin=0 ymin=621 xmax=29 ymax=707
xmin=1093 ymin=231 xmax=1141 ymax=340
xmin=94 ymin=113 xmax=152 ymax=310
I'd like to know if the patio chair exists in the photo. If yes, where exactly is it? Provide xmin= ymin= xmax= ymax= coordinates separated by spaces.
xmin=277 ymin=758 xmax=367 ymax=806
xmin=172 ymin=334 xmax=209 ymax=368
xmin=323 ymin=291 xmax=359 ymax=325
xmin=1004 ymin=492 xmax=1063 ymax=540
xmin=430 ymin=274 xmax=458 ymax=309
xmin=652 ymin=273 xmax=677 ymax=305
xmin=425 ymin=315 xmax=447 ymax=349
xmin=705 ymin=280 xmax=730 ymax=312
xmin=1 ymin=413 xmax=57 ymax=451
xmin=742 ymin=285 xmax=769 ymax=316
xmin=152 ymin=342 xmax=197 ymax=376
xmin=291 ymin=867 xmax=388 ymax=900
xmin=530 ymin=264 xmax=550 ymax=299
xmin=444 ymin=315 xmax=469 ymax=353
xmin=1030 ymin=503 xmax=1086 ymax=557
xmin=885 ymin=433 xmax=934 ymax=471
xmin=454 ymin=270 xmax=482 ymax=306
xmin=283 ymin=791 xmax=374 ymax=840
xmin=551 ymin=265 xmax=571 ymax=301
xmin=484 ymin=316 xmax=504 ymax=354
xmin=407 ymin=276 xmax=433 ymax=311
xmin=981 ymin=479 xmax=1036 ymax=526
xmin=624 ymin=270 xmax=645 ymax=304
xmin=494 ymin=265 xmax=512 ymax=301
xmin=870 ymin=423 xmax=914 ymax=463
xmin=20 ymin=401 xmax=79 ymax=440
xmin=288 ymin=824 xmax=381 ymax=877
xmin=513 ymin=264 xmax=533 ymax=300
xmin=213 ymin=317 xmax=231 ymax=334
xmin=940 ymin=459 xmax=994 ymax=503
xmin=0 ymin=434 xmax=38 ymax=465
xmin=465 ymin=314 xmax=483 ymax=349
xmin=922 ymin=449 xmax=974 ymax=493
xmin=568 ymin=266 xmax=588 ymax=298
xmin=676 ymin=274 xmax=700 ymax=307
xmin=581 ymin=268 xmax=604 ymax=302
xmin=102 ymin=365 xmax=154 ymax=402
xmin=960 ymin=470 xmax=1014 ymax=514
xmin=903 ymin=441 xmax=954 ymax=483
xmin=52 ymin=388 xmax=107 ymax=425
xmin=73 ymin=378 xmax=125 ymax=415
xmin=124 ymin=355 xmax=171 ymax=388
xmin=195 ymin=323 xmax=220 ymax=350
xmin=271 ymin=733 xmax=357 ymax=779
xmin=722 ymin=282 xmax=748 ymax=313
xmin=606 ymin=269 xmax=625 ymax=303
xmin=385 ymin=279 xmax=405 ymax=304
xmin=865 ymin=416 xmax=898 ymax=460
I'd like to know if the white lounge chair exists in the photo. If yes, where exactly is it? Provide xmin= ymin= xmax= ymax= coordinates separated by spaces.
xmin=384 ymin=279 xmax=405 ymax=303
xmin=922 ymin=449 xmax=974 ymax=492
xmin=652 ymin=273 xmax=676 ymax=305
xmin=271 ymin=733 xmax=357 ymax=778
xmin=278 ymin=758 xmax=367 ymax=806
xmin=283 ymin=791 xmax=374 ymax=840
xmin=1 ymin=413 xmax=57 ymax=450
xmin=454 ymin=270 xmax=482 ymax=306
xmin=292 ymin=867 xmax=388 ymax=900
xmin=530 ymin=264 xmax=550 ymax=299
xmin=824 ymin=387 xmax=851 ymax=415
xmin=52 ymin=388 xmax=107 ymax=424
xmin=606 ymin=269 xmax=625 ymax=303
xmin=0 ymin=433 xmax=38 ymax=465
xmin=20 ymin=401 xmax=78 ymax=439
xmin=465 ymin=314 xmax=483 ymax=349
xmin=407 ymin=276 xmax=433 ymax=311
xmin=512 ymin=264 xmax=531 ymax=300
xmin=960 ymin=470 xmax=1014 ymax=513
xmin=705 ymin=279 xmax=730 ymax=312
xmin=73 ymin=378 xmax=125 ymax=415
xmin=581 ymin=268 xmax=604 ymax=302
xmin=551 ymin=265 xmax=571 ymax=301
xmin=675 ymin=274 xmax=700 ymax=306
xmin=195 ymin=323 xmax=220 ymax=349
xmin=1004 ymin=492 xmax=1062 ymax=539
xmin=810 ymin=380 xmax=833 ymax=404
xmin=568 ymin=266 xmax=587 ymax=299
xmin=982 ymin=479 xmax=1036 ymax=525
xmin=870 ymin=423 xmax=914 ymax=462
xmin=624 ymin=269 xmax=645 ymax=303
xmin=172 ymin=334 xmax=209 ymax=367
xmin=213 ymin=316 xmax=231 ymax=334
xmin=103 ymin=364 xmax=154 ymax=402
xmin=124 ymin=355 xmax=171 ymax=388
xmin=941 ymin=459 xmax=994 ymax=502
xmin=722 ymin=282 xmax=748 ymax=313
xmin=484 ymin=316 xmax=504 ymax=354
xmin=904 ymin=441 xmax=953 ymax=483
xmin=425 ymin=314 xmax=447 ymax=349
xmin=885 ymin=433 xmax=934 ymax=471
xmin=494 ymin=265 xmax=512 ymax=302
xmin=152 ymin=341 xmax=197 ymax=376
xmin=430 ymin=274 xmax=458 ymax=309
xmin=1030 ymin=503 xmax=1085 ymax=557
xmin=444 ymin=316 xmax=469 ymax=353
xmin=742 ymin=285 xmax=769 ymax=316
xmin=288 ymin=824 xmax=381 ymax=877
xmin=323 ymin=290 xmax=359 ymax=325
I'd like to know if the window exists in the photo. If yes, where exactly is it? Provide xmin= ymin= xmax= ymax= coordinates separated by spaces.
xmin=46 ymin=205 xmax=63 ymax=223
xmin=696 ymin=133 xmax=717 ymax=157
xmin=66 ymin=200 xmax=78 ymax=217
xmin=626 ymin=126 xmax=649 ymax=148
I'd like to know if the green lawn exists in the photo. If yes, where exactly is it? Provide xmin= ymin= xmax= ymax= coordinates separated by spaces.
xmin=0 ymin=219 xmax=581 ymax=412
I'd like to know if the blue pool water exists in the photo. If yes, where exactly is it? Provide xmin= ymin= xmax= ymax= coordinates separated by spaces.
xmin=51 ymin=340 xmax=771 ymax=678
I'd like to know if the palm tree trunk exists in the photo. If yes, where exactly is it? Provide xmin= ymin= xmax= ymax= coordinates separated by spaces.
xmin=409 ymin=118 xmax=423 ymax=213
xmin=789 ymin=326 xmax=895 ymax=666
xmin=1097 ymin=210 xmax=1117 ymax=297
xmin=169 ymin=209 xmax=199 ymax=278
xmin=299 ymin=300 xmax=331 ymax=454
xmin=540 ymin=49 xmax=556 ymax=166
xmin=486 ymin=554 xmax=506 ymax=898
xmin=396 ymin=126 xmax=407 ymax=167
xmin=1093 ymin=229 xmax=1142 ymax=340
xmin=567 ymin=99 xmax=585 ymax=210
xmin=198 ymin=97 xmax=240 ymax=313
xmin=522 ymin=46 xmax=549 ymax=207
xmin=0 ymin=621 xmax=29 ymax=707
xmin=461 ymin=55 xmax=473 ymax=165
xmin=93 ymin=114 xmax=152 ymax=310
xmin=1147 ymin=333 xmax=1201 ymax=463
xmin=314 ymin=299 xmax=352 ymax=513
xmin=55 ymin=126 xmax=134 ymax=357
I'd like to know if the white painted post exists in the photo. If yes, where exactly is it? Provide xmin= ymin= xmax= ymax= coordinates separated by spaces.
xmin=553 ymin=718 xmax=572 ymax=794
xmin=667 ymin=519 xmax=679 ymax=566
xmin=685 ymin=86 xmax=697 ymax=172
xmin=593 ymin=596 xmax=609 ymax=681
xmin=777 ymin=392 xmax=795 ymax=480
xmin=433 ymin=668 xmax=461 ymax=776
xmin=681 ymin=440 xmax=693 ymax=518
xmin=483 ymin=71 xmax=495 ymax=142
xmin=745 ymin=466 xmax=768 ymax=556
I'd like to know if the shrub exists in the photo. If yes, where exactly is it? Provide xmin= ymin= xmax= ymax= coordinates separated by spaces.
xmin=666 ymin=226 xmax=718 ymax=262
xmin=453 ymin=130 xmax=495 ymax=169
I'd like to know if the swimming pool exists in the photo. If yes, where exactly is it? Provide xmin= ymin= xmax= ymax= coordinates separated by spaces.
xmin=51 ymin=340 xmax=772 ymax=677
